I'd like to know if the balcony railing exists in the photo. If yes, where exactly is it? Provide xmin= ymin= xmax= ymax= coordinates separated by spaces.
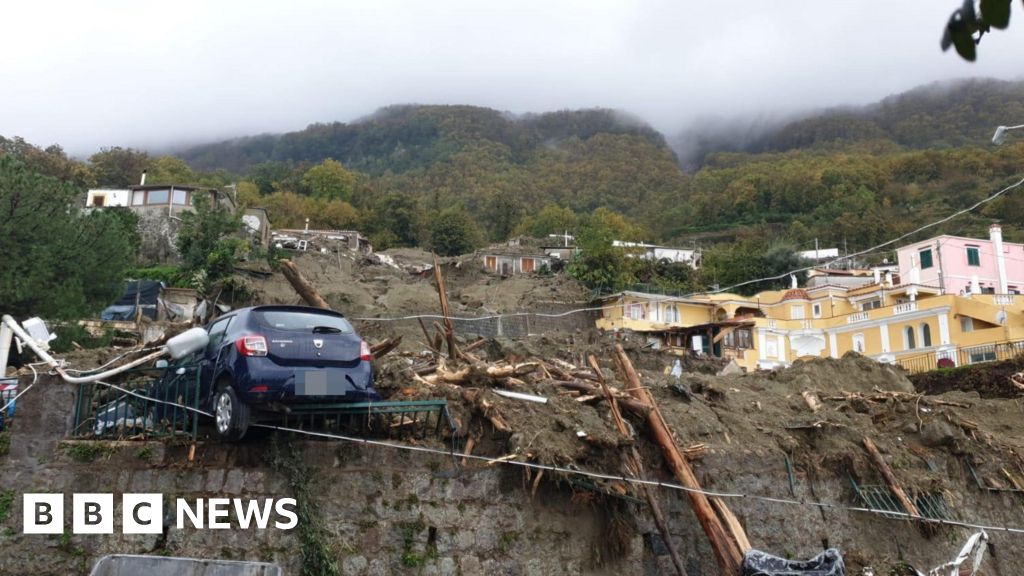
xmin=847 ymin=312 xmax=869 ymax=324
xmin=893 ymin=302 xmax=918 ymax=315
xmin=995 ymin=294 xmax=1015 ymax=306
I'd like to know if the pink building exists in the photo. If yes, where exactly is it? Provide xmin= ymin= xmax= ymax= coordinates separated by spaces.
xmin=896 ymin=224 xmax=1024 ymax=295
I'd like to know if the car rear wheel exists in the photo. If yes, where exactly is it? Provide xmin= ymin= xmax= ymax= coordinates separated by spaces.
xmin=214 ymin=385 xmax=250 ymax=441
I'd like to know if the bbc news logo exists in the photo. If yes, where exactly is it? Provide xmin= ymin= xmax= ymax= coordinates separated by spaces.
xmin=23 ymin=494 xmax=298 ymax=534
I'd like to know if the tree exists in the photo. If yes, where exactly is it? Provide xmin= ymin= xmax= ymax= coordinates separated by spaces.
xmin=89 ymin=147 xmax=151 ymax=187
xmin=515 ymin=203 xmax=578 ymax=239
xmin=147 ymin=156 xmax=195 ymax=184
xmin=0 ymin=156 xmax=136 ymax=319
xmin=176 ymin=194 xmax=243 ymax=292
xmin=301 ymin=159 xmax=357 ymax=201
xmin=567 ymin=208 xmax=642 ymax=292
xmin=429 ymin=208 xmax=484 ymax=256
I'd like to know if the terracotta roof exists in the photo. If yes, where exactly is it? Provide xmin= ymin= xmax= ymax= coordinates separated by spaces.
xmin=781 ymin=288 xmax=810 ymax=301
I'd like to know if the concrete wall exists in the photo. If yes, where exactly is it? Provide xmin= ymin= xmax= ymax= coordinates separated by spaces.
xmin=4 ymin=377 xmax=1024 ymax=575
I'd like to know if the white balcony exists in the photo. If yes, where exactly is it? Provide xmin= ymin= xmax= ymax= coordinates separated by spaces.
xmin=847 ymin=312 xmax=869 ymax=324
xmin=893 ymin=302 xmax=918 ymax=315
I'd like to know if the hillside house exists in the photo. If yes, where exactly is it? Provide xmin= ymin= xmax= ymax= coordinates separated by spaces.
xmin=896 ymin=224 xmax=1024 ymax=296
xmin=612 ymin=240 xmax=701 ymax=269
xmin=596 ymin=228 xmax=1024 ymax=373
xmin=482 ymin=252 xmax=553 ymax=275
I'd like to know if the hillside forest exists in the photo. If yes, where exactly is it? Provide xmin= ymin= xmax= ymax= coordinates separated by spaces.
xmin=4 ymin=78 xmax=1024 ymax=297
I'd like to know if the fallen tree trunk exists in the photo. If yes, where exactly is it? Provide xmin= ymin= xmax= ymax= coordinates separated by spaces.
xmin=589 ymin=355 xmax=688 ymax=576
xmin=862 ymin=436 xmax=920 ymax=520
xmin=614 ymin=344 xmax=744 ymax=575
xmin=371 ymin=336 xmax=402 ymax=359
xmin=431 ymin=253 xmax=458 ymax=359
xmin=279 ymin=259 xmax=330 ymax=310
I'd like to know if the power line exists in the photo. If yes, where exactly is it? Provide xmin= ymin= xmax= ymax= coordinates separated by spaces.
xmin=53 ymin=377 xmax=1024 ymax=536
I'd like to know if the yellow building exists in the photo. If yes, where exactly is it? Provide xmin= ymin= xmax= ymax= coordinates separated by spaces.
xmin=595 ymin=280 xmax=1024 ymax=373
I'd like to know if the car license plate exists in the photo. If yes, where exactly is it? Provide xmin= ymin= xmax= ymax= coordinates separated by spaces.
xmin=296 ymin=370 xmax=346 ymax=395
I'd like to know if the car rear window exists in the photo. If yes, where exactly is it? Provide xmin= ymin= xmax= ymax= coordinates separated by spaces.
xmin=254 ymin=310 xmax=354 ymax=334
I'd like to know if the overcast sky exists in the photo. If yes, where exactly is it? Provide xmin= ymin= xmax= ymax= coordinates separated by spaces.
xmin=2 ymin=0 xmax=1023 ymax=156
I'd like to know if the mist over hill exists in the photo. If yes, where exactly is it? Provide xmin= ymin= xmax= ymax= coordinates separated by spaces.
xmin=673 ymin=78 xmax=1024 ymax=168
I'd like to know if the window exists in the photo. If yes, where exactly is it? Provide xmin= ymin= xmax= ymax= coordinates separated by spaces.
xmin=205 ymin=317 xmax=233 ymax=355
xmin=724 ymin=328 xmax=752 ymax=349
xmin=812 ymin=303 xmax=822 ymax=318
xmin=132 ymin=190 xmax=146 ymax=206
xmin=904 ymin=326 xmax=916 ymax=350
xmin=91 ymin=194 xmax=105 ymax=207
xmin=960 ymin=317 xmax=973 ymax=332
xmin=862 ymin=299 xmax=882 ymax=311
xmin=982 ymin=286 xmax=995 ymax=295
xmin=920 ymin=249 xmax=933 ymax=269
xmin=254 ymin=310 xmax=353 ymax=333
xmin=172 ymin=189 xmax=189 ymax=205
xmin=147 ymin=189 xmax=169 ymax=204
xmin=791 ymin=305 xmax=805 ymax=320
xmin=853 ymin=333 xmax=865 ymax=353
xmin=627 ymin=303 xmax=644 ymax=320
xmin=1010 ymin=286 xmax=1020 ymax=295
xmin=665 ymin=305 xmax=680 ymax=323
xmin=966 ymin=246 xmax=980 ymax=267
xmin=921 ymin=323 xmax=932 ymax=347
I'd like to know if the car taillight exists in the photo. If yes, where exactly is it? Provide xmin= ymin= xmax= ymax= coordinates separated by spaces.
xmin=360 ymin=340 xmax=372 ymax=362
xmin=236 ymin=335 xmax=268 ymax=357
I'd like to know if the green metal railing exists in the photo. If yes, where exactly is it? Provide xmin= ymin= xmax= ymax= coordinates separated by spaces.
xmin=850 ymin=476 xmax=955 ymax=521
xmin=72 ymin=365 xmax=202 ymax=440
xmin=276 ymin=399 xmax=455 ymax=440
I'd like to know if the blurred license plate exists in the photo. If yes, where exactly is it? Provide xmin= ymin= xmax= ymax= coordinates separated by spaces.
xmin=296 ymin=370 xmax=346 ymax=395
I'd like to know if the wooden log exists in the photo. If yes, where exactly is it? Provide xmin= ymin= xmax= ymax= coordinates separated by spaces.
xmin=370 ymin=336 xmax=402 ymax=359
xmin=614 ymin=344 xmax=744 ymax=575
xmin=278 ymin=259 xmax=331 ymax=309
xmin=460 ymin=389 xmax=512 ymax=433
xmin=464 ymin=337 xmax=487 ymax=352
xmin=554 ymin=380 xmax=652 ymax=416
xmin=417 ymin=318 xmax=439 ymax=353
xmin=862 ymin=436 xmax=920 ymax=520
xmin=431 ymin=253 xmax=458 ymax=359
xmin=801 ymin=391 xmax=821 ymax=413
xmin=588 ymin=355 xmax=688 ymax=576
xmin=710 ymin=497 xmax=752 ymax=553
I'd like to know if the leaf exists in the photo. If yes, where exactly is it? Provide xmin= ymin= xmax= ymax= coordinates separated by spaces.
xmin=980 ymin=0 xmax=1011 ymax=28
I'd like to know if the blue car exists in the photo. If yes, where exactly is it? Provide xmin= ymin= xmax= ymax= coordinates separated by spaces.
xmin=195 ymin=305 xmax=380 ymax=440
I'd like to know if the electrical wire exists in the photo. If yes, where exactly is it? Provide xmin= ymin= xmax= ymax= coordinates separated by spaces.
xmin=709 ymin=176 xmax=1024 ymax=295
xmin=66 ymin=378 xmax=1024 ymax=536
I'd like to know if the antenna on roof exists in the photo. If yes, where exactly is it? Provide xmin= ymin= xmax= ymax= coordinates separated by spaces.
xmin=139 ymin=171 xmax=147 ymax=186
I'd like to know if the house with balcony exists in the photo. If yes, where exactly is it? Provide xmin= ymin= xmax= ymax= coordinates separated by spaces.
xmin=896 ymin=224 xmax=1024 ymax=296
xmin=595 ymin=258 xmax=1024 ymax=373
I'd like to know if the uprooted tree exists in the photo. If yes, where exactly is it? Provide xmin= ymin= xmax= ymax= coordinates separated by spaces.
xmin=0 ymin=155 xmax=137 ymax=319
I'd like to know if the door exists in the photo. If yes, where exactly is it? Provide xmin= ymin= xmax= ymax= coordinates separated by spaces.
xmin=522 ymin=258 xmax=535 ymax=273
xmin=485 ymin=256 xmax=497 ymax=271
xmin=199 ymin=316 xmax=233 ymax=394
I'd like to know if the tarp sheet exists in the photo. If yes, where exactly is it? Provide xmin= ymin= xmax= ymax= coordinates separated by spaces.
xmin=741 ymin=549 xmax=845 ymax=576
xmin=100 ymin=280 xmax=163 ymax=321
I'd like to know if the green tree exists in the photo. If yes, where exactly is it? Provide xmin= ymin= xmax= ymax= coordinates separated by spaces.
xmin=147 ymin=156 xmax=195 ymax=184
xmin=567 ymin=209 xmax=641 ymax=292
xmin=429 ymin=208 xmax=484 ymax=256
xmin=514 ymin=203 xmax=578 ymax=239
xmin=301 ymin=159 xmax=357 ymax=201
xmin=89 ymin=147 xmax=151 ymax=187
xmin=176 ymin=195 xmax=243 ymax=292
xmin=0 ymin=156 xmax=136 ymax=319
